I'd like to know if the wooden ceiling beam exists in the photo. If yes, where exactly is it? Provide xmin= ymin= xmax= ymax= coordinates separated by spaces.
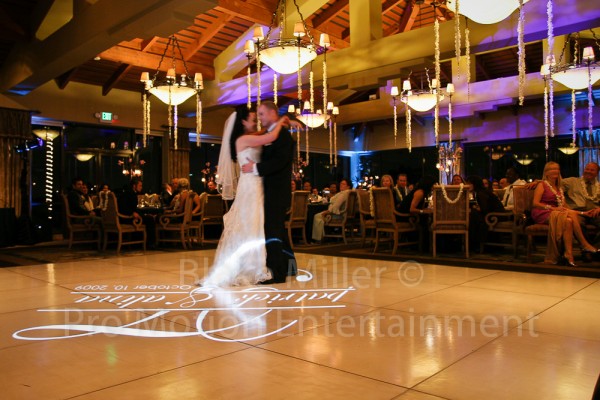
xmin=102 ymin=63 xmax=132 ymax=96
xmin=54 ymin=68 xmax=77 ymax=90
xmin=183 ymin=13 xmax=233 ymax=61
xmin=98 ymin=46 xmax=215 ymax=80
xmin=140 ymin=36 xmax=160 ymax=52
xmin=214 ymin=0 xmax=273 ymax=26
xmin=311 ymin=0 xmax=349 ymax=29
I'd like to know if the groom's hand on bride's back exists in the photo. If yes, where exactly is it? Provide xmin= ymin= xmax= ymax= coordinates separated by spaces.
xmin=241 ymin=161 xmax=255 ymax=174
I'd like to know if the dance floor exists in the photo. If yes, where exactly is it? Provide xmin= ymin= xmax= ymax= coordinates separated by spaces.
xmin=1 ymin=248 xmax=599 ymax=399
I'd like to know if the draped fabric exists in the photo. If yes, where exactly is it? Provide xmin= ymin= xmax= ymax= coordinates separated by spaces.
xmin=545 ymin=210 xmax=568 ymax=264
xmin=0 ymin=108 xmax=32 ymax=217
xmin=168 ymin=127 xmax=190 ymax=184
xmin=577 ymin=129 xmax=600 ymax=174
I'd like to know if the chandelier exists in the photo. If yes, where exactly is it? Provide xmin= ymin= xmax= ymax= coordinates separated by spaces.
xmin=140 ymin=35 xmax=203 ymax=149
xmin=445 ymin=0 xmax=529 ymax=25
xmin=248 ymin=0 xmax=317 ymax=75
xmin=400 ymin=74 xmax=445 ymax=112
xmin=551 ymin=46 xmax=600 ymax=90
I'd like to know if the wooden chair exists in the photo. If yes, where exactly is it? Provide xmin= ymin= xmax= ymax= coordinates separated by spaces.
xmin=188 ymin=192 xmax=207 ymax=246
xmin=156 ymin=192 xmax=195 ymax=249
xmin=101 ymin=192 xmax=146 ymax=253
xmin=355 ymin=189 xmax=376 ymax=247
xmin=480 ymin=208 xmax=516 ymax=256
xmin=323 ymin=190 xmax=359 ymax=244
xmin=431 ymin=185 xmax=470 ymax=258
xmin=200 ymin=194 xmax=226 ymax=244
xmin=512 ymin=186 xmax=548 ymax=261
xmin=285 ymin=190 xmax=310 ymax=248
xmin=61 ymin=193 xmax=102 ymax=249
xmin=371 ymin=188 xmax=419 ymax=254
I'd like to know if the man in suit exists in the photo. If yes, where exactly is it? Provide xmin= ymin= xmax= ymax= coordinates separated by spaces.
xmin=242 ymin=101 xmax=296 ymax=283
xmin=396 ymin=173 xmax=410 ymax=199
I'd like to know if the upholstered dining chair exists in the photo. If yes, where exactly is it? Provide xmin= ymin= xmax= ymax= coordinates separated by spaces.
xmin=61 ymin=193 xmax=102 ymax=249
xmin=371 ymin=188 xmax=418 ymax=255
xmin=156 ymin=192 xmax=195 ymax=249
xmin=431 ymin=185 xmax=470 ymax=258
xmin=355 ymin=189 xmax=376 ymax=247
xmin=285 ymin=190 xmax=310 ymax=248
xmin=101 ymin=192 xmax=146 ymax=253
xmin=323 ymin=190 xmax=359 ymax=244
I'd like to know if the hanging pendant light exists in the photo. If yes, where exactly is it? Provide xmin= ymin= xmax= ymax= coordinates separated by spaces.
xmin=140 ymin=36 xmax=203 ymax=149
xmin=446 ymin=0 xmax=530 ymax=25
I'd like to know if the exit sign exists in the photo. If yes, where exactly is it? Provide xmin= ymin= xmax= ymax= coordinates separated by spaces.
xmin=101 ymin=112 xmax=113 ymax=121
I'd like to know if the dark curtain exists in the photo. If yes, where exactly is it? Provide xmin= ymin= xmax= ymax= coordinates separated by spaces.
xmin=0 ymin=107 xmax=32 ymax=217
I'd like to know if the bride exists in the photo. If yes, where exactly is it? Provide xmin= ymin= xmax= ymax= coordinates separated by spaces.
xmin=200 ymin=106 xmax=290 ymax=287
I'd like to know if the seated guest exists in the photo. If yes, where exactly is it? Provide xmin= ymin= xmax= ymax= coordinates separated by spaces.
xmin=466 ymin=175 xmax=505 ymax=250
xmin=381 ymin=174 xmax=402 ymax=211
xmin=561 ymin=162 xmax=600 ymax=234
xmin=451 ymin=174 xmax=465 ymax=185
xmin=501 ymin=167 xmax=526 ymax=209
xmin=160 ymin=182 xmax=173 ymax=206
xmin=492 ymin=180 xmax=500 ymax=189
xmin=206 ymin=180 xmax=219 ymax=195
xmin=67 ymin=177 xmax=98 ymax=217
xmin=81 ymin=183 xmax=97 ymax=213
xmin=399 ymin=175 xmax=437 ymax=216
xmin=531 ymin=162 xmax=598 ymax=266
xmin=326 ymin=182 xmax=338 ymax=200
xmin=399 ymin=175 xmax=437 ymax=249
xmin=396 ymin=173 xmax=410 ymax=199
xmin=310 ymin=188 xmax=323 ymax=203
xmin=171 ymin=178 xmax=201 ymax=214
xmin=118 ymin=177 xmax=156 ymax=248
xmin=312 ymin=179 xmax=351 ymax=243
xmin=482 ymin=178 xmax=491 ymax=190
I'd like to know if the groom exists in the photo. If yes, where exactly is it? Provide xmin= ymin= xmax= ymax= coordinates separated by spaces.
xmin=242 ymin=101 xmax=297 ymax=283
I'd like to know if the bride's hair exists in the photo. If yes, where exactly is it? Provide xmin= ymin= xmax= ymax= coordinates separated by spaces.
xmin=229 ymin=105 xmax=255 ymax=162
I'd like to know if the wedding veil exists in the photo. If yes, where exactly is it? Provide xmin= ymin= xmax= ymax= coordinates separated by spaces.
xmin=216 ymin=111 xmax=239 ymax=200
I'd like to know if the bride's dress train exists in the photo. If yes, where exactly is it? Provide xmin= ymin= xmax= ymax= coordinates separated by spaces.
xmin=201 ymin=147 xmax=271 ymax=287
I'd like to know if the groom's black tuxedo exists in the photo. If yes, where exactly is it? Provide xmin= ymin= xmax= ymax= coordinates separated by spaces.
xmin=257 ymin=126 xmax=296 ymax=281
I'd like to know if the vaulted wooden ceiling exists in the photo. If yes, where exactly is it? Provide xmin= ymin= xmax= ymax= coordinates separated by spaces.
xmin=0 ymin=0 xmax=535 ymax=101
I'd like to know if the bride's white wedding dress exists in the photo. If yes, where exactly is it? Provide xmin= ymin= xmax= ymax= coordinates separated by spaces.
xmin=201 ymin=147 xmax=271 ymax=287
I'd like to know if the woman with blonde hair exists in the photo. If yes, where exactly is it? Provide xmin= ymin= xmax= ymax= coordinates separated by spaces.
xmin=531 ymin=161 xmax=598 ymax=266
xmin=380 ymin=174 xmax=401 ymax=211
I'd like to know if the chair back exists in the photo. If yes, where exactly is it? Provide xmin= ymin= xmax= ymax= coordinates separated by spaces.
xmin=289 ymin=191 xmax=309 ymax=223
xmin=101 ymin=192 xmax=120 ymax=229
xmin=512 ymin=186 xmax=533 ymax=216
xmin=345 ymin=190 xmax=359 ymax=221
xmin=432 ymin=185 xmax=470 ymax=229
xmin=371 ymin=188 xmax=396 ymax=230
xmin=61 ymin=193 xmax=74 ymax=231
xmin=203 ymin=194 xmax=225 ymax=223
xmin=356 ymin=189 xmax=371 ymax=217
